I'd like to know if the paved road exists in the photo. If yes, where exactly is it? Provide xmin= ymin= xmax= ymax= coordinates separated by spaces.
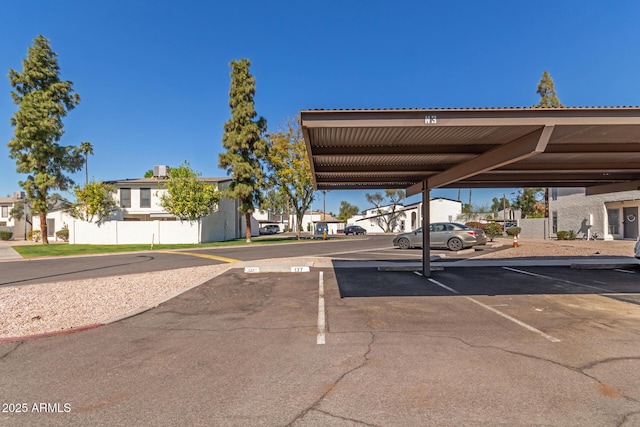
xmin=1 ymin=264 xmax=639 ymax=426
xmin=0 ymin=235 xmax=497 ymax=287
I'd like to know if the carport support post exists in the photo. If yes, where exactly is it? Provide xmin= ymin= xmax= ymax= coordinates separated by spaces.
xmin=422 ymin=186 xmax=431 ymax=277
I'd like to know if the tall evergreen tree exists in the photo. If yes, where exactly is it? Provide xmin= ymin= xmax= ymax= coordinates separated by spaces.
xmin=8 ymin=35 xmax=84 ymax=244
xmin=219 ymin=59 xmax=268 ymax=242
xmin=533 ymin=71 xmax=565 ymax=108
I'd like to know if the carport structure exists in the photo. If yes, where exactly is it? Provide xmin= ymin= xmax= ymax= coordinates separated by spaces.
xmin=300 ymin=107 xmax=640 ymax=276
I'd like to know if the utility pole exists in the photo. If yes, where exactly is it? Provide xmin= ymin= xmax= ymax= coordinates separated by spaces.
xmin=322 ymin=190 xmax=326 ymax=220
xmin=503 ymin=193 xmax=506 ymax=232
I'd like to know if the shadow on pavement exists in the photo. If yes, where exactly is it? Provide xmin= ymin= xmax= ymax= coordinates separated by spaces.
xmin=332 ymin=261 xmax=640 ymax=299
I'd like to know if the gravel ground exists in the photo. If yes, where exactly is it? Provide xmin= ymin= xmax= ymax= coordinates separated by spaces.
xmin=477 ymin=238 xmax=637 ymax=258
xmin=1 ymin=238 xmax=638 ymax=339
xmin=0 ymin=264 xmax=233 ymax=339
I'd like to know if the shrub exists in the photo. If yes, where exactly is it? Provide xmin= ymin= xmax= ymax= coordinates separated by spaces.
xmin=28 ymin=230 xmax=41 ymax=242
xmin=556 ymin=230 xmax=568 ymax=240
xmin=506 ymin=226 xmax=521 ymax=236
xmin=56 ymin=228 xmax=69 ymax=242
xmin=465 ymin=221 xmax=485 ymax=230
xmin=0 ymin=230 xmax=13 ymax=241
xmin=483 ymin=222 xmax=503 ymax=242
xmin=567 ymin=230 xmax=577 ymax=240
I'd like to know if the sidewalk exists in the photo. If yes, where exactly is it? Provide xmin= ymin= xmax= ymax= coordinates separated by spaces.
xmin=0 ymin=241 xmax=24 ymax=260
xmin=0 ymin=238 xmax=43 ymax=260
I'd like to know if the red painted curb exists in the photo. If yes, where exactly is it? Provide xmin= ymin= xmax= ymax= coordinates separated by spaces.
xmin=0 ymin=323 xmax=103 ymax=343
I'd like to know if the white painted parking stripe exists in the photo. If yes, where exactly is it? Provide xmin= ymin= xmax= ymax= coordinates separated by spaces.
xmin=426 ymin=276 xmax=560 ymax=342
xmin=614 ymin=269 xmax=636 ymax=274
xmin=317 ymin=272 xmax=326 ymax=345
xmin=502 ymin=267 xmax=611 ymax=293
xmin=427 ymin=278 xmax=460 ymax=294
xmin=465 ymin=297 xmax=562 ymax=343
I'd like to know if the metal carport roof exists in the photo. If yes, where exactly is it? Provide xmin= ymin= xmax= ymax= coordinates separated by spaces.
xmin=301 ymin=107 xmax=640 ymax=196
xmin=300 ymin=107 xmax=640 ymax=275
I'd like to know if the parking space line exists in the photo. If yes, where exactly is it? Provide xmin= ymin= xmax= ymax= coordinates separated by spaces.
xmin=427 ymin=278 xmax=460 ymax=294
xmin=426 ymin=276 xmax=561 ymax=342
xmin=614 ymin=269 xmax=636 ymax=274
xmin=317 ymin=271 xmax=326 ymax=345
xmin=465 ymin=297 xmax=562 ymax=343
xmin=502 ymin=266 xmax=611 ymax=293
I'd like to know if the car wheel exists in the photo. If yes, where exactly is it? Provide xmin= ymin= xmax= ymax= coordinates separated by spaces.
xmin=397 ymin=237 xmax=411 ymax=249
xmin=447 ymin=237 xmax=464 ymax=251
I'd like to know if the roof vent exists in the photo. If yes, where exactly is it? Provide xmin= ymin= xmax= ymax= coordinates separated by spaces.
xmin=153 ymin=165 xmax=169 ymax=178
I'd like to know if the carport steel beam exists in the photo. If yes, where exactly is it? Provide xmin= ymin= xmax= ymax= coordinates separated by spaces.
xmin=407 ymin=125 xmax=554 ymax=196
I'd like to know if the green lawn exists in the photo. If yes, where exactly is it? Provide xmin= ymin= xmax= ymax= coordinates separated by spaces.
xmin=12 ymin=237 xmax=300 ymax=258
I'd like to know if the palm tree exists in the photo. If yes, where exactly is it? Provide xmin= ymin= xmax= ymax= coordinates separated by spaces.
xmin=80 ymin=141 xmax=94 ymax=184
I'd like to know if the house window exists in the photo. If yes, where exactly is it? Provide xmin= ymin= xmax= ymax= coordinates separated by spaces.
xmin=1 ymin=206 xmax=8 ymax=218
xmin=607 ymin=209 xmax=620 ymax=234
xmin=552 ymin=211 xmax=558 ymax=233
xmin=120 ymin=188 xmax=131 ymax=208
xmin=140 ymin=188 xmax=151 ymax=208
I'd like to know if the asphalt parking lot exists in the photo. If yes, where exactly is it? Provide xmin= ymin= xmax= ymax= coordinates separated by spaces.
xmin=2 ymin=259 xmax=640 ymax=426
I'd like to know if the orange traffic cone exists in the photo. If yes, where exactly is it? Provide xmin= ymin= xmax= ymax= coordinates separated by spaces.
xmin=513 ymin=235 xmax=519 ymax=248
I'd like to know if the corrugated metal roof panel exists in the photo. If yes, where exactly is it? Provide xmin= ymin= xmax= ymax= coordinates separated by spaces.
xmin=301 ymin=108 xmax=640 ymax=191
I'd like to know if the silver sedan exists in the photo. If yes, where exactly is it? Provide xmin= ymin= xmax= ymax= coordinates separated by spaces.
xmin=393 ymin=222 xmax=487 ymax=251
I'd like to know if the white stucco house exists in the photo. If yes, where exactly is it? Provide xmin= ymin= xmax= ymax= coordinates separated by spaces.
xmin=352 ymin=198 xmax=462 ymax=233
xmin=548 ymin=188 xmax=640 ymax=241
xmin=0 ymin=193 xmax=30 ymax=240
xmin=32 ymin=176 xmax=259 ymax=244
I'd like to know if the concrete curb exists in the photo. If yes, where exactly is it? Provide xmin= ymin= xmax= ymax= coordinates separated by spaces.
xmin=571 ymin=263 xmax=640 ymax=270
xmin=0 ymin=323 xmax=103 ymax=344
xmin=378 ymin=265 xmax=444 ymax=272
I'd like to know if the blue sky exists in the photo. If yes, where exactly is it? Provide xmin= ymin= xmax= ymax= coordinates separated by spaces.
xmin=2 ymin=1 xmax=640 ymax=215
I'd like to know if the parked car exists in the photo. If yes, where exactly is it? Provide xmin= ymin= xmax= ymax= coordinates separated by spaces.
xmin=259 ymin=225 xmax=280 ymax=235
xmin=635 ymin=237 xmax=640 ymax=259
xmin=393 ymin=222 xmax=487 ymax=251
xmin=343 ymin=225 xmax=367 ymax=235
xmin=265 ymin=224 xmax=280 ymax=234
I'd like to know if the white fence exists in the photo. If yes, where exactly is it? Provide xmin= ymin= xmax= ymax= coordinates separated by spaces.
xmin=70 ymin=220 xmax=200 ymax=244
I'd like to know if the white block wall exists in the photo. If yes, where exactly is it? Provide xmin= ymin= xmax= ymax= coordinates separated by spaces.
xmin=70 ymin=220 xmax=200 ymax=244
